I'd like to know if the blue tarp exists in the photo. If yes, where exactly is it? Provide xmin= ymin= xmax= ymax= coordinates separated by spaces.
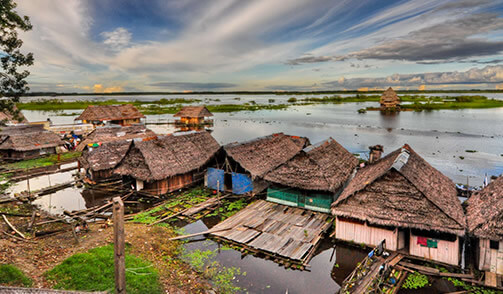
xmin=207 ymin=168 xmax=224 ymax=191
xmin=232 ymin=172 xmax=253 ymax=194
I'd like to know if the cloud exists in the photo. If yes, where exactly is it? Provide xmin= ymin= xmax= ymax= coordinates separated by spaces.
xmin=101 ymin=27 xmax=132 ymax=50
xmin=286 ymin=55 xmax=334 ymax=65
xmin=93 ymin=84 xmax=123 ymax=93
xmin=148 ymin=82 xmax=237 ymax=90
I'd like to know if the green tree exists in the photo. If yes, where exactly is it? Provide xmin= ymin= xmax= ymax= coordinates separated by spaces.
xmin=0 ymin=0 xmax=33 ymax=124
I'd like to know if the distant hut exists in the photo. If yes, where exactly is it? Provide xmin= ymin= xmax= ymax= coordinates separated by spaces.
xmin=264 ymin=138 xmax=358 ymax=213
xmin=79 ymin=140 xmax=132 ymax=182
xmin=466 ymin=176 xmax=503 ymax=276
xmin=173 ymin=106 xmax=213 ymax=126
xmin=114 ymin=131 xmax=220 ymax=196
xmin=75 ymin=104 xmax=145 ymax=127
xmin=206 ymin=133 xmax=309 ymax=195
xmin=380 ymin=87 xmax=400 ymax=110
xmin=76 ymin=124 xmax=157 ymax=152
xmin=0 ymin=125 xmax=64 ymax=160
xmin=332 ymin=144 xmax=466 ymax=265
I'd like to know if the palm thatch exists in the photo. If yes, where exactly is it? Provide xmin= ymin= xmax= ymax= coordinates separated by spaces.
xmin=224 ymin=133 xmax=310 ymax=179
xmin=75 ymin=104 xmax=145 ymax=121
xmin=332 ymin=144 xmax=465 ymax=236
xmin=76 ymin=125 xmax=156 ymax=152
xmin=380 ymin=87 xmax=400 ymax=108
xmin=264 ymin=138 xmax=358 ymax=192
xmin=79 ymin=140 xmax=132 ymax=172
xmin=114 ymin=131 xmax=220 ymax=181
xmin=173 ymin=106 xmax=213 ymax=118
xmin=0 ymin=129 xmax=63 ymax=151
xmin=466 ymin=176 xmax=503 ymax=240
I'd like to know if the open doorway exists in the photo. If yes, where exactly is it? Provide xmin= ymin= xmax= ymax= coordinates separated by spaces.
xmin=224 ymin=172 xmax=232 ymax=192
xmin=398 ymin=229 xmax=410 ymax=252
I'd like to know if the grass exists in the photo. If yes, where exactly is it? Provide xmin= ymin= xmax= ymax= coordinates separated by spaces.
xmin=0 ymin=264 xmax=33 ymax=287
xmin=45 ymin=245 xmax=162 ymax=294
xmin=2 ymin=151 xmax=81 ymax=171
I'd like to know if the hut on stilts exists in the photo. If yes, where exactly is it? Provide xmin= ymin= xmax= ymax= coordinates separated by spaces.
xmin=466 ymin=175 xmax=503 ymax=284
xmin=114 ymin=131 xmax=220 ymax=196
xmin=75 ymin=104 xmax=145 ymax=127
xmin=173 ymin=106 xmax=213 ymax=129
xmin=205 ymin=133 xmax=309 ymax=195
xmin=263 ymin=138 xmax=358 ymax=213
xmin=380 ymin=87 xmax=400 ymax=110
xmin=332 ymin=144 xmax=466 ymax=265
xmin=0 ymin=125 xmax=64 ymax=161
xmin=79 ymin=140 xmax=133 ymax=183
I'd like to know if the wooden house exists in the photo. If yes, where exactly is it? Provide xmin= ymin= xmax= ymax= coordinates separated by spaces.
xmin=466 ymin=176 xmax=503 ymax=276
xmin=0 ymin=125 xmax=64 ymax=160
xmin=173 ymin=106 xmax=213 ymax=125
xmin=380 ymin=87 xmax=400 ymax=110
xmin=76 ymin=124 xmax=157 ymax=152
xmin=206 ymin=133 xmax=309 ymax=195
xmin=75 ymin=104 xmax=145 ymax=127
xmin=79 ymin=140 xmax=132 ymax=182
xmin=114 ymin=131 xmax=220 ymax=196
xmin=332 ymin=144 xmax=466 ymax=266
xmin=263 ymin=138 xmax=358 ymax=213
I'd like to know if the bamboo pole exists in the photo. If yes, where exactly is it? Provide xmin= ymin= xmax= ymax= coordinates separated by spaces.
xmin=2 ymin=214 xmax=26 ymax=239
xmin=113 ymin=197 xmax=126 ymax=294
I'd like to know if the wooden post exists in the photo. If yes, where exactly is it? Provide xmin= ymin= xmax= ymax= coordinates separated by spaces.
xmin=217 ymin=180 xmax=221 ymax=207
xmin=113 ymin=197 xmax=126 ymax=294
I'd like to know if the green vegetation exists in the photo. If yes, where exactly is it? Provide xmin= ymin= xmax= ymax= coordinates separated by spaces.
xmin=0 ymin=264 xmax=33 ymax=287
xmin=207 ymin=198 xmax=248 ymax=220
xmin=45 ymin=245 xmax=162 ymax=294
xmin=287 ymin=97 xmax=297 ymax=103
xmin=445 ymin=277 xmax=499 ymax=293
xmin=402 ymin=272 xmax=430 ymax=289
xmin=404 ymin=95 xmax=503 ymax=111
xmin=2 ymin=151 xmax=81 ymax=171
xmin=0 ymin=174 xmax=12 ymax=194
xmin=465 ymin=150 xmax=478 ymax=153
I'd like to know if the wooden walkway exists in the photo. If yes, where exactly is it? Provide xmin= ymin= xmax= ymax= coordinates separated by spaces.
xmin=210 ymin=200 xmax=332 ymax=266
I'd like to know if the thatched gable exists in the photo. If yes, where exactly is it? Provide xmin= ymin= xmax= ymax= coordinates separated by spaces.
xmin=0 ymin=130 xmax=63 ymax=151
xmin=466 ymin=176 xmax=503 ymax=240
xmin=332 ymin=144 xmax=465 ymax=235
xmin=114 ymin=131 xmax=220 ymax=181
xmin=174 ymin=106 xmax=213 ymax=118
xmin=224 ymin=133 xmax=310 ymax=179
xmin=75 ymin=104 xmax=145 ymax=121
xmin=80 ymin=140 xmax=132 ymax=172
xmin=380 ymin=87 xmax=400 ymax=107
xmin=76 ymin=125 xmax=156 ymax=152
xmin=264 ymin=138 xmax=358 ymax=192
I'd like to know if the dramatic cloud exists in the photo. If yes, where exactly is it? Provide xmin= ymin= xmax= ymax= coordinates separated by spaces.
xmin=148 ymin=82 xmax=237 ymax=90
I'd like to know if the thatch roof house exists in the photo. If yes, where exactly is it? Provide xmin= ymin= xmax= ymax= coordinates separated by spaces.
xmin=466 ymin=176 xmax=503 ymax=275
xmin=76 ymin=125 xmax=156 ymax=152
xmin=263 ymin=138 xmax=358 ymax=213
xmin=75 ymin=104 xmax=145 ymax=127
xmin=174 ymin=106 xmax=213 ymax=126
xmin=0 ymin=125 xmax=63 ymax=160
xmin=114 ymin=131 xmax=220 ymax=195
xmin=332 ymin=144 xmax=465 ymax=265
xmin=380 ymin=87 xmax=400 ymax=109
xmin=206 ymin=133 xmax=309 ymax=195
xmin=79 ymin=140 xmax=132 ymax=182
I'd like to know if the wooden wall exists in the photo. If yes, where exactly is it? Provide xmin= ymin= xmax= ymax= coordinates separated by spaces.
xmin=91 ymin=169 xmax=114 ymax=181
xmin=477 ymin=239 xmax=503 ymax=274
xmin=144 ymin=172 xmax=194 ymax=195
xmin=335 ymin=217 xmax=398 ymax=250
xmin=409 ymin=233 xmax=459 ymax=266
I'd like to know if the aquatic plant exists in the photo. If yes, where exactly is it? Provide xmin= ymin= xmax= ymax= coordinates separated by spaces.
xmin=402 ymin=272 xmax=429 ymax=289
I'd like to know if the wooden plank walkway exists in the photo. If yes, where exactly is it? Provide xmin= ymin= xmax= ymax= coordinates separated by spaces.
xmin=210 ymin=200 xmax=332 ymax=266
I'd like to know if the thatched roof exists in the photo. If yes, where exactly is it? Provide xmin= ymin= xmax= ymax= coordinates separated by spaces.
xmin=466 ymin=176 xmax=503 ymax=240
xmin=380 ymin=87 xmax=400 ymax=105
xmin=0 ymin=124 xmax=44 ymax=135
xmin=224 ymin=133 xmax=310 ymax=179
xmin=0 ymin=106 xmax=27 ymax=124
xmin=76 ymin=125 xmax=156 ymax=152
xmin=264 ymin=138 xmax=358 ymax=192
xmin=79 ymin=140 xmax=132 ymax=171
xmin=114 ymin=131 xmax=220 ymax=181
xmin=173 ymin=106 xmax=213 ymax=118
xmin=332 ymin=144 xmax=465 ymax=235
xmin=75 ymin=104 xmax=145 ymax=121
xmin=0 ymin=130 xmax=63 ymax=151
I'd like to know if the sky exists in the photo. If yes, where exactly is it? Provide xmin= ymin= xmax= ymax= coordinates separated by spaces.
xmin=14 ymin=0 xmax=503 ymax=92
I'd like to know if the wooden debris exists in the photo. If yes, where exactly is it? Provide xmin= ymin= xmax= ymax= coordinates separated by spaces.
xmin=169 ymin=228 xmax=232 ymax=241
xmin=1 ymin=214 xmax=26 ymax=239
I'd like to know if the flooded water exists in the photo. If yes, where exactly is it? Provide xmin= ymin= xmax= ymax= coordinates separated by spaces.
xmin=9 ymin=169 xmax=76 ymax=195
xmin=182 ymin=219 xmax=368 ymax=294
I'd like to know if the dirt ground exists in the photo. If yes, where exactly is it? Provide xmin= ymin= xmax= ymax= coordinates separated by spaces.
xmin=0 ymin=212 xmax=212 ymax=293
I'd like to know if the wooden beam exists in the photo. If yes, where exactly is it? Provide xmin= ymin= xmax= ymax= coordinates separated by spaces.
xmin=169 ymin=228 xmax=232 ymax=241
xmin=113 ymin=197 xmax=126 ymax=294
xmin=1 ymin=214 xmax=25 ymax=239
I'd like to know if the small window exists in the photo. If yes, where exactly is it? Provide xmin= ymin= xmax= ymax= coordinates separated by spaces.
xmin=490 ymin=240 xmax=499 ymax=250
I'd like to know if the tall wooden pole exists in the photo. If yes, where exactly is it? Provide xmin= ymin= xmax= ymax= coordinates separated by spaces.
xmin=113 ymin=197 xmax=126 ymax=294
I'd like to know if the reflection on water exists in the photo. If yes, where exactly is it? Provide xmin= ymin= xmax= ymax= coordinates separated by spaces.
xmin=32 ymin=186 xmax=86 ymax=215
xmin=9 ymin=170 xmax=76 ymax=195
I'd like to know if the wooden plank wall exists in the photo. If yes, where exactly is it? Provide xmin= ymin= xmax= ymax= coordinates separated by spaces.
xmin=335 ymin=217 xmax=398 ymax=250
xmin=479 ymin=239 xmax=503 ymax=275
xmin=145 ymin=172 xmax=194 ymax=195
xmin=409 ymin=233 xmax=459 ymax=266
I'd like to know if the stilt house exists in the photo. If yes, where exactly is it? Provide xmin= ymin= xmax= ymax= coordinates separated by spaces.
xmin=114 ymin=131 xmax=220 ymax=196
xmin=206 ymin=133 xmax=309 ymax=195
xmin=75 ymin=104 xmax=145 ymax=127
xmin=76 ymin=125 xmax=157 ymax=152
xmin=466 ymin=176 xmax=503 ymax=275
xmin=263 ymin=138 xmax=358 ymax=213
xmin=380 ymin=87 xmax=400 ymax=109
xmin=0 ymin=125 xmax=64 ymax=160
xmin=332 ymin=144 xmax=466 ymax=265
xmin=79 ymin=140 xmax=132 ymax=182
xmin=174 ymin=106 xmax=213 ymax=125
